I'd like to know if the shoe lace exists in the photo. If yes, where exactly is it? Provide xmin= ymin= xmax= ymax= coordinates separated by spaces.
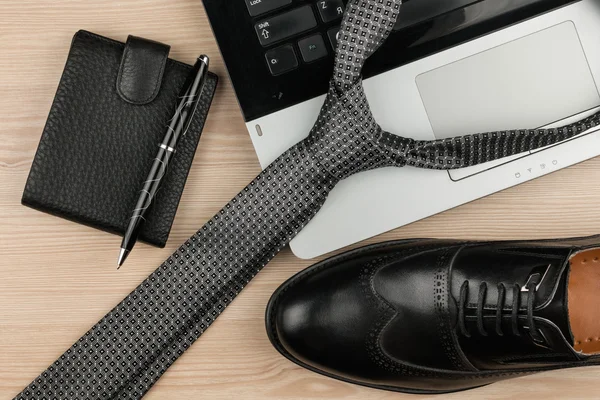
xmin=458 ymin=280 xmax=539 ymax=339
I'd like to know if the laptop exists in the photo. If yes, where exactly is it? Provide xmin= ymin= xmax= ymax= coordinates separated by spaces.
xmin=202 ymin=0 xmax=600 ymax=259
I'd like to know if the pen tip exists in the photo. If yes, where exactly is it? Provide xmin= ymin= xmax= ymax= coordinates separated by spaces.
xmin=117 ymin=248 xmax=130 ymax=269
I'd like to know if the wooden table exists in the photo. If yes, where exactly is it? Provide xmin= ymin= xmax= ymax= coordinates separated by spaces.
xmin=2 ymin=1 xmax=600 ymax=398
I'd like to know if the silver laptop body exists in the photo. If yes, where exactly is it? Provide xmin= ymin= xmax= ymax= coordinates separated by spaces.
xmin=246 ymin=0 xmax=600 ymax=259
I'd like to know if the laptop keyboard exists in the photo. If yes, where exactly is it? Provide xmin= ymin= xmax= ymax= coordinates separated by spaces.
xmin=247 ymin=0 xmax=483 ymax=76
xmin=251 ymin=1 xmax=344 ymax=75
xmin=203 ymin=0 xmax=575 ymax=121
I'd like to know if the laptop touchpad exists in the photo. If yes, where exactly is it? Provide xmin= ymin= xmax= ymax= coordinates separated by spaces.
xmin=416 ymin=21 xmax=599 ymax=179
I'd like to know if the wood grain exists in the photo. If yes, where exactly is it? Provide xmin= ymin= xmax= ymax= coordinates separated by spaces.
xmin=1 ymin=1 xmax=600 ymax=398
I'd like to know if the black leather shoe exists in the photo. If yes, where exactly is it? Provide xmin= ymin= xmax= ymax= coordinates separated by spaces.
xmin=266 ymin=237 xmax=600 ymax=394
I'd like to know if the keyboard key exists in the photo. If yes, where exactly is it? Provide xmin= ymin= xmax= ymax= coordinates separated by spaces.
xmin=298 ymin=34 xmax=328 ymax=62
xmin=327 ymin=27 xmax=340 ymax=49
xmin=255 ymin=5 xmax=317 ymax=47
xmin=265 ymin=44 xmax=298 ymax=75
xmin=316 ymin=0 xmax=345 ymax=23
xmin=244 ymin=0 xmax=291 ymax=17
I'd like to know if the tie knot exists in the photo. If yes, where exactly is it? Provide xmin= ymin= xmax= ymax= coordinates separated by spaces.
xmin=309 ymin=81 xmax=407 ymax=181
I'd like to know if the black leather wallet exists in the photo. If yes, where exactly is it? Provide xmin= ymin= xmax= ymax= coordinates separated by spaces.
xmin=22 ymin=30 xmax=218 ymax=248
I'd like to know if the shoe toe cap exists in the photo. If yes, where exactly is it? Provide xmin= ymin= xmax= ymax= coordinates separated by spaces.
xmin=266 ymin=260 xmax=382 ymax=380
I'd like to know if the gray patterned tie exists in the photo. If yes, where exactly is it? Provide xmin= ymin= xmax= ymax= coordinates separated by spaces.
xmin=16 ymin=1 xmax=600 ymax=399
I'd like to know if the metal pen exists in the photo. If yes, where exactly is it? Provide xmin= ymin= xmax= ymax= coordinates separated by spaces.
xmin=118 ymin=55 xmax=210 ymax=268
